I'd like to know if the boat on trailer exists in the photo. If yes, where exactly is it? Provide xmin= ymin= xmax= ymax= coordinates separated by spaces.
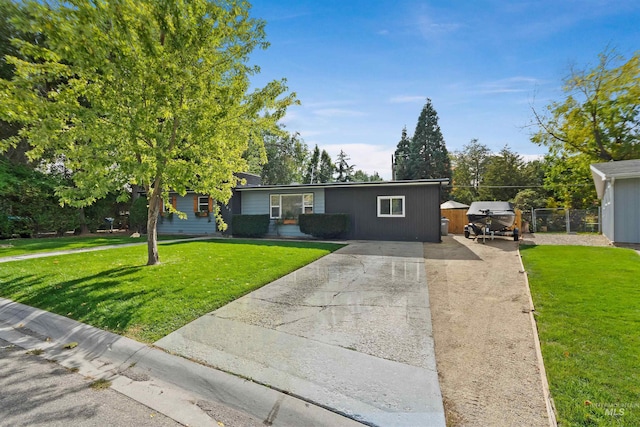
xmin=464 ymin=201 xmax=519 ymax=241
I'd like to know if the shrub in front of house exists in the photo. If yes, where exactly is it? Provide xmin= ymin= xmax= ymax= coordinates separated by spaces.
xmin=231 ymin=214 xmax=270 ymax=237
xmin=299 ymin=214 xmax=349 ymax=239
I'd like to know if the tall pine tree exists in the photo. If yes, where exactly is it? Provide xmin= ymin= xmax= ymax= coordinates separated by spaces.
xmin=409 ymin=99 xmax=451 ymax=184
xmin=393 ymin=126 xmax=411 ymax=180
xmin=318 ymin=149 xmax=334 ymax=183
xmin=303 ymin=145 xmax=320 ymax=184
xmin=335 ymin=150 xmax=355 ymax=182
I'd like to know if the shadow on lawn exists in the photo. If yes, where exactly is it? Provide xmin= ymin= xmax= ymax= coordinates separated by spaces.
xmin=2 ymin=266 xmax=152 ymax=334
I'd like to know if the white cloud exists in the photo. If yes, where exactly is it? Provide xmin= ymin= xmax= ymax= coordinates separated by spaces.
xmin=320 ymin=143 xmax=393 ymax=180
xmin=389 ymin=95 xmax=426 ymax=104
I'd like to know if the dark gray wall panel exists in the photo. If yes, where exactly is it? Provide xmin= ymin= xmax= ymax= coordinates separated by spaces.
xmin=325 ymin=185 xmax=442 ymax=242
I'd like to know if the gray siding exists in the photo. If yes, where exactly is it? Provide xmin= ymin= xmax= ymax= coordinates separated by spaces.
xmin=325 ymin=185 xmax=442 ymax=242
xmin=240 ymin=189 xmax=326 ymax=238
xmin=613 ymin=178 xmax=640 ymax=243
xmin=157 ymin=194 xmax=220 ymax=235
xmin=602 ymin=181 xmax=614 ymax=241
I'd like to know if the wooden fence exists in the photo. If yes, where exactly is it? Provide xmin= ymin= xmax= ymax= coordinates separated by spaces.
xmin=441 ymin=208 xmax=522 ymax=235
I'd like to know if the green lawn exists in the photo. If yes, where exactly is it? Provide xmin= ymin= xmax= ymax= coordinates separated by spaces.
xmin=520 ymin=245 xmax=640 ymax=426
xmin=0 ymin=239 xmax=343 ymax=342
xmin=0 ymin=234 xmax=190 ymax=257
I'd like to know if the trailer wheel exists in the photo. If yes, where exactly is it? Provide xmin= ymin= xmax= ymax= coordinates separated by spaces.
xmin=513 ymin=230 xmax=519 ymax=241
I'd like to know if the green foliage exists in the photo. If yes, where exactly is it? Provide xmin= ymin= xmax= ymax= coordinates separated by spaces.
xmin=521 ymin=246 xmax=640 ymax=426
xmin=318 ymin=149 xmax=334 ymax=183
xmin=532 ymin=49 xmax=639 ymax=208
xmin=260 ymin=129 xmax=308 ymax=184
xmin=478 ymin=145 xmax=527 ymax=201
xmin=231 ymin=214 xmax=270 ymax=237
xmin=512 ymin=189 xmax=547 ymax=211
xmin=0 ymin=159 xmax=78 ymax=238
xmin=0 ymin=0 xmax=296 ymax=264
xmin=0 ymin=239 xmax=343 ymax=342
xmin=353 ymin=169 xmax=382 ymax=182
xmin=393 ymin=99 xmax=451 ymax=197
xmin=451 ymin=139 xmax=491 ymax=204
xmin=532 ymin=49 xmax=640 ymax=162
xmin=334 ymin=150 xmax=354 ymax=182
xmin=393 ymin=126 xmax=411 ymax=180
xmin=129 ymin=197 xmax=148 ymax=234
xmin=304 ymin=145 xmax=321 ymax=184
xmin=543 ymin=154 xmax=597 ymax=208
xmin=299 ymin=214 xmax=349 ymax=239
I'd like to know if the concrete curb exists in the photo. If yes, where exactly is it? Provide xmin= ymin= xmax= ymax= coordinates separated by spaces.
xmin=516 ymin=246 xmax=558 ymax=427
xmin=0 ymin=298 xmax=362 ymax=427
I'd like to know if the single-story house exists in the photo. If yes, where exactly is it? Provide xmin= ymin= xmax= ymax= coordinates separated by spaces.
xmin=590 ymin=159 xmax=640 ymax=244
xmin=157 ymin=174 xmax=449 ymax=242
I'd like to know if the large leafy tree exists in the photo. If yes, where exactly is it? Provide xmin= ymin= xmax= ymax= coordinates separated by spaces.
xmin=0 ymin=0 xmax=296 ymax=265
xmin=260 ymin=129 xmax=307 ymax=185
xmin=450 ymin=138 xmax=491 ymax=204
xmin=531 ymin=49 xmax=639 ymax=207
xmin=532 ymin=49 xmax=640 ymax=161
xmin=479 ymin=146 xmax=526 ymax=201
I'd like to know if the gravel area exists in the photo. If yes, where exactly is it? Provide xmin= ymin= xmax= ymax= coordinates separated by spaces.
xmin=520 ymin=232 xmax=611 ymax=246
xmin=425 ymin=236 xmax=551 ymax=427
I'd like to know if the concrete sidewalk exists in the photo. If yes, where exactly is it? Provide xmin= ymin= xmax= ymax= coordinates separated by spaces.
xmin=0 ymin=298 xmax=362 ymax=427
xmin=156 ymin=241 xmax=446 ymax=426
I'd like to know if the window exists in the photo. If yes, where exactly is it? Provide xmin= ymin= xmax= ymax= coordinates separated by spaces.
xmin=377 ymin=196 xmax=405 ymax=217
xmin=270 ymin=193 xmax=314 ymax=219
xmin=198 ymin=196 xmax=209 ymax=212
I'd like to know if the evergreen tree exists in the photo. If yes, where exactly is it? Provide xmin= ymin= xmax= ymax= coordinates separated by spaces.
xmin=335 ymin=150 xmax=355 ymax=182
xmin=318 ymin=149 xmax=334 ymax=183
xmin=409 ymin=99 xmax=452 ymax=185
xmin=303 ymin=145 xmax=320 ymax=184
xmin=393 ymin=126 xmax=411 ymax=180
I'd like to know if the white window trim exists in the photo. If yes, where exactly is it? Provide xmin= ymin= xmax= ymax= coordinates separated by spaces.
xmin=198 ymin=196 xmax=209 ymax=212
xmin=377 ymin=195 xmax=405 ymax=218
xmin=269 ymin=193 xmax=314 ymax=219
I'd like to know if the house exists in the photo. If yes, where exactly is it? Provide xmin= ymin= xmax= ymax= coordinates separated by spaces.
xmin=590 ymin=159 xmax=640 ymax=244
xmin=157 ymin=175 xmax=449 ymax=242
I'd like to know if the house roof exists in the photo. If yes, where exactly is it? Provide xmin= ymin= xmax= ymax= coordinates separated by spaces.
xmin=235 ymin=178 xmax=449 ymax=192
xmin=440 ymin=200 xmax=469 ymax=209
xmin=590 ymin=159 xmax=640 ymax=198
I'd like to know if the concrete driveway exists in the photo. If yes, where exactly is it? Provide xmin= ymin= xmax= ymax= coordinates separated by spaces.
xmin=155 ymin=241 xmax=446 ymax=426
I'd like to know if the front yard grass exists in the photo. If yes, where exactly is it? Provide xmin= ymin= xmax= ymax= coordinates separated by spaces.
xmin=0 ymin=239 xmax=343 ymax=343
xmin=520 ymin=245 xmax=640 ymax=426
xmin=0 ymin=234 xmax=189 ymax=258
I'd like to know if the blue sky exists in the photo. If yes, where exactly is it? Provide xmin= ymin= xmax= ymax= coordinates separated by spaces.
xmin=248 ymin=0 xmax=640 ymax=179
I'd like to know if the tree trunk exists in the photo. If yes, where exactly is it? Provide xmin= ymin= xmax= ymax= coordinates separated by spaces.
xmin=78 ymin=207 xmax=90 ymax=235
xmin=146 ymin=192 xmax=161 ymax=265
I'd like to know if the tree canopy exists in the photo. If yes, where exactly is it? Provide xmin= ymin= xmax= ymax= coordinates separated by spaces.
xmin=531 ymin=48 xmax=639 ymax=207
xmin=393 ymin=99 xmax=451 ymax=196
xmin=0 ymin=0 xmax=296 ymax=264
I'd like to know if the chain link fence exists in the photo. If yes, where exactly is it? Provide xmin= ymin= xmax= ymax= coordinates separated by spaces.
xmin=520 ymin=208 xmax=601 ymax=233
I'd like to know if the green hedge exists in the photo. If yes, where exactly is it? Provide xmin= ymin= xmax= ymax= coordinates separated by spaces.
xmin=298 ymin=214 xmax=349 ymax=239
xmin=232 ymin=214 xmax=270 ymax=237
